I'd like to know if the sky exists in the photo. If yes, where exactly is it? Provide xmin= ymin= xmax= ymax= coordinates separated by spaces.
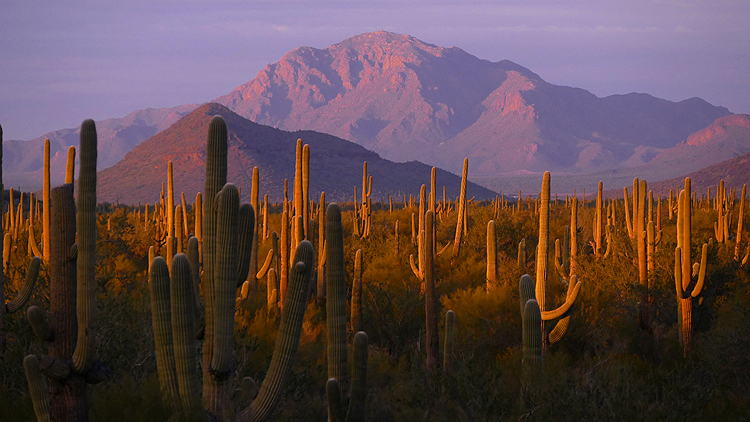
xmin=1 ymin=0 xmax=749 ymax=141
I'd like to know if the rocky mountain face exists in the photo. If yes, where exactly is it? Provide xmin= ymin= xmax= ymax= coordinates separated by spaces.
xmin=3 ymin=105 xmax=197 ymax=190
xmin=215 ymin=31 xmax=730 ymax=175
xmin=6 ymin=31 xmax=738 ymax=193
xmin=97 ymin=103 xmax=495 ymax=204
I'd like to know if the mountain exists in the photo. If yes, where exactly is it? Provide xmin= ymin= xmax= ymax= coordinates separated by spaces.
xmin=6 ymin=31 xmax=733 ymax=190
xmin=215 ymin=31 xmax=730 ymax=175
xmin=3 ymin=104 xmax=197 ymax=191
xmin=648 ymin=149 xmax=750 ymax=197
xmin=97 ymin=103 xmax=495 ymax=204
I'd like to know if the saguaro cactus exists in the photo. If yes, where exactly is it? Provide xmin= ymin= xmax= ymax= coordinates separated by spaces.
xmin=452 ymin=158 xmax=468 ymax=258
xmin=674 ymin=178 xmax=708 ymax=356
xmin=535 ymin=173 xmax=582 ymax=351
xmin=24 ymin=120 xmax=104 ymax=421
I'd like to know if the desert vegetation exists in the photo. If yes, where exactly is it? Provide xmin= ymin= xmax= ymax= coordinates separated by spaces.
xmin=1 ymin=117 xmax=750 ymax=422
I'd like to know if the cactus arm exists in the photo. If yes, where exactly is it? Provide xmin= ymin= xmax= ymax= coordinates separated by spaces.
xmin=540 ymin=276 xmax=582 ymax=321
xmin=409 ymin=254 xmax=423 ymax=280
xmin=691 ymin=243 xmax=708 ymax=298
xmin=28 ymin=222 xmax=43 ymax=258
xmin=171 ymin=253 xmax=199 ymax=410
xmin=522 ymin=299 xmax=543 ymax=368
xmin=518 ymin=274 xmax=536 ymax=314
xmin=674 ymin=247 xmax=684 ymax=299
xmin=65 ymin=146 xmax=76 ymax=184
xmin=211 ymin=184 xmax=241 ymax=375
xmin=27 ymin=306 xmax=53 ymax=342
xmin=345 ymin=331 xmax=368 ymax=422
xmin=24 ymin=355 xmax=50 ymax=422
xmin=149 ymin=256 xmax=180 ymax=404
xmin=6 ymin=256 xmax=41 ymax=313
xmin=326 ymin=379 xmax=345 ymax=422
xmin=239 ymin=240 xmax=314 ymax=422
xmin=436 ymin=242 xmax=451 ymax=257
xmin=256 ymin=248 xmax=274 ymax=280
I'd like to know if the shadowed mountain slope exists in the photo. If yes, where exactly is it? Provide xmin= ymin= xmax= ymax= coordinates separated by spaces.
xmin=97 ymin=103 xmax=495 ymax=204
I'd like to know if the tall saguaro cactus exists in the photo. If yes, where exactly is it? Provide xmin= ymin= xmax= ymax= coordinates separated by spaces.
xmin=535 ymin=173 xmax=582 ymax=352
xmin=674 ymin=177 xmax=708 ymax=356
xmin=24 ymin=120 xmax=104 ymax=422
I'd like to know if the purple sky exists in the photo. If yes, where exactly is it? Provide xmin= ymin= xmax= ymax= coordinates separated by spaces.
xmin=2 ymin=0 xmax=749 ymax=141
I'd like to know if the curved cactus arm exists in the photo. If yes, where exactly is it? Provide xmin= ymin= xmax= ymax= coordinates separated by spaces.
xmin=436 ymin=241 xmax=452 ymax=257
xmin=540 ymin=276 xmax=582 ymax=321
xmin=256 ymin=248 xmax=274 ymax=280
xmin=24 ymin=355 xmax=50 ymax=422
xmin=548 ymin=311 xmax=573 ymax=344
xmin=345 ymin=331 xmax=368 ymax=422
xmin=409 ymin=254 xmax=423 ymax=280
xmin=238 ymin=240 xmax=314 ymax=422
xmin=691 ymin=243 xmax=708 ymax=298
xmin=326 ymin=378 xmax=345 ymax=422
xmin=6 ymin=256 xmax=41 ymax=313
xmin=27 ymin=305 xmax=53 ymax=342
xmin=28 ymin=222 xmax=44 ymax=259
xmin=409 ymin=254 xmax=424 ymax=280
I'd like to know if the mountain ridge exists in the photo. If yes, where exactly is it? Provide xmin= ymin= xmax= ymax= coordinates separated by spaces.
xmin=97 ymin=102 xmax=496 ymax=204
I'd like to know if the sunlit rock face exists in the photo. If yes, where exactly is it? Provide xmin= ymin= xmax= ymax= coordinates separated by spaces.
xmin=215 ymin=31 xmax=729 ymax=175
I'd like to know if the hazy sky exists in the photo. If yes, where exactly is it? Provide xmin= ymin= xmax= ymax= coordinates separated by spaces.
xmin=2 ymin=0 xmax=749 ymax=140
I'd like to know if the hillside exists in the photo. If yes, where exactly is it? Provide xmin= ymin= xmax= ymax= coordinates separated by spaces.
xmin=97 ymin=103 xmax=495 ymax=204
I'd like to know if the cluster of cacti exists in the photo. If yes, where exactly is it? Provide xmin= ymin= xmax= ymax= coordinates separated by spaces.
xmin=8 ymin=102 xmax=750 ymax=421
xmin=0 ymin=127 xmax=43 ymax=348
xmin=144 ymin=116 xmax=316 ymax=421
